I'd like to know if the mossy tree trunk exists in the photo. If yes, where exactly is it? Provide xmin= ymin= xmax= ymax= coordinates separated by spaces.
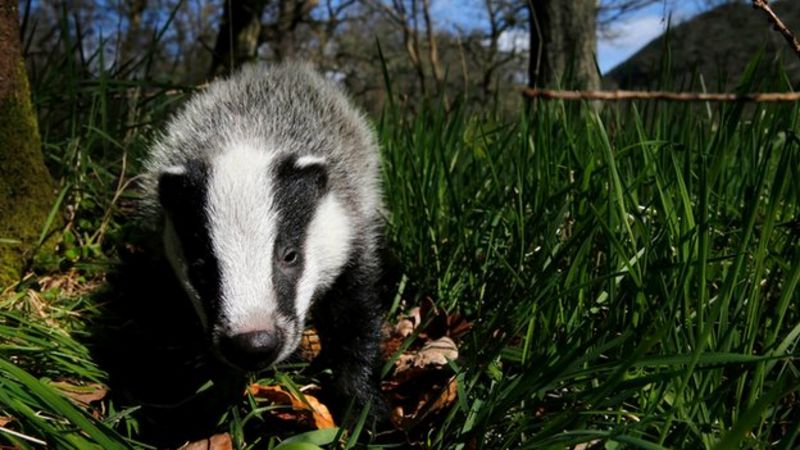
xmin=0 ymin=2 xmax=55 ymax=285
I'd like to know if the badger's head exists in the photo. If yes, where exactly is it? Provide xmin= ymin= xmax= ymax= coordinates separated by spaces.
xmin=156 ymin=144 xmax=353 ymax=371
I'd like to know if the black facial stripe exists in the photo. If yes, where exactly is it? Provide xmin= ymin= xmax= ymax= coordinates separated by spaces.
xmin=158 ymin=161 xmax=221 ymax=323
xmin=271 ymin=154 xmax=329 ymax=319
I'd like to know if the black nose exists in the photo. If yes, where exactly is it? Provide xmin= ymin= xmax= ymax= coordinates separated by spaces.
xmin=219 ymin=330 xmax=281 ymax=371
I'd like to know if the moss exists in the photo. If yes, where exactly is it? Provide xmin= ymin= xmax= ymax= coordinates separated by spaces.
xmin=0 ymin=60 xmax=55 ymax=286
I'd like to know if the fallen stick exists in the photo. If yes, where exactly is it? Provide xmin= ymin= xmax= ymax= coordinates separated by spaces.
xmin=521 ymin=88 xmax=800 ymax=103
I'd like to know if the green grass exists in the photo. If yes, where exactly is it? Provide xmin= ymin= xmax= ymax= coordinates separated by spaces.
xmin=2 ymin=24 xmax=800 ymax=448
xmin=376 ymin=90 xmax=800 ymax=448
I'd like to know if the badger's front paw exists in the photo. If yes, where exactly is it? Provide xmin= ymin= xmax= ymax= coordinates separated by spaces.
xmin=310 ymin=364 xmax=386 ymax=426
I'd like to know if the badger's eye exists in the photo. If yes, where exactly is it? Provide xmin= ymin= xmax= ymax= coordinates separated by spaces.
xmin=282 ymin=249 xmax=298 ymax=265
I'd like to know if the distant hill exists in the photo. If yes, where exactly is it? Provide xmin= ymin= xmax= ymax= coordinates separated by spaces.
xmin=605 ymin=1 xmax=800 ymax=90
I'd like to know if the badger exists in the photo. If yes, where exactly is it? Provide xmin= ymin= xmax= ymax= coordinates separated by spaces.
xmin=140 ymin=62 xmax=385 ymax=416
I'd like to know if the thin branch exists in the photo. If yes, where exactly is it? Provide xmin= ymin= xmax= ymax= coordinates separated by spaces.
xmin=421 ymin=0 xmax=443 ymax=87
xmin=752 ymin=0 xmax=800 ymax=59
xmin=361 ymin=0 xmax=404 ymax=27
xmin=522 ymin=88 xmax=800 ymax=103
xmin=597 ymin=0 xmax=659 ymax=29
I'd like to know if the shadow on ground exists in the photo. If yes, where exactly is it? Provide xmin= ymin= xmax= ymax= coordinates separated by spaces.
xmin=85 ymin=222 xmax=406 ymax=447
xmin=87 ymin=240 xmax=244 ymax=447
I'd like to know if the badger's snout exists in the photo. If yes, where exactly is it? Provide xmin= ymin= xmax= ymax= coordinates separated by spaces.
xmin=218 ymin=330 xmax=283 ymax=371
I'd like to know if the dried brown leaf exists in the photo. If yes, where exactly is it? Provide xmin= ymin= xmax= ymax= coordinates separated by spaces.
xmin=419 ymin=298 xmax=437 ymax=322
xmin=51 ymin=381 xmax=108 ymax=407
xmin=425 ymin=376 xmax=458 ymax=414
xmin=208 ymin=433 xmax=234 ymax=450
xmin=179 ymin=433 xmax=233 ymax=450
xmin=380 ymin=300 xmax=470 ymax=433
xmin=408 ymin=306 xmax=422 ymax=327
xmin=390 ymin=406 xmax=405 ymax=426
xmin=37 ymin=270 xmax=103 ymax=297
xmin=387 ymin=375 xmax=459 ymax=427
xmin=572 ymin=439 xmax=602 ymax=450
xmin=298 ymin=328 xmax=321 ymax=361
xmin=446 ymin=313 xmax=472 ymax=340
xmin=395 ymin=336 xmax=458 ymax=375
xmin=381 ymin=334 xmax=405 ymax=360
xmin=394 ymin=318 xmax=415 ymax=338
xmin=248 ymin=384 xmax=335 ymax=429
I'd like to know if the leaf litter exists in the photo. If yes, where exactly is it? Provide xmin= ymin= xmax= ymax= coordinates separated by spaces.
xmin=380 ymin=297 xmax=471 ymax=429
xmin=6 ymin=269 xmax=471 ymax=446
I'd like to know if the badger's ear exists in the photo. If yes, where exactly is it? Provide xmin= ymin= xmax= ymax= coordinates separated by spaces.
xmin=276 ymin=154 xmax=328 ymax=194
xmin=157 ymin=163 xmax=206 ymax=211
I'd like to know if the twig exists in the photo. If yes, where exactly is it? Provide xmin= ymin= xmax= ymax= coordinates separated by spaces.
xmin=521 ymin=88 xmax=800 ymax=103
xmin=752 ymin=0 xmax=800 ymax=59
xmin=0 ymin=426 xmax=47 ymax=446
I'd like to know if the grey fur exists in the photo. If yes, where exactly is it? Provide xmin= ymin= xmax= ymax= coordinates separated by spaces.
xmin=142 ymin=62 xmax=383 ymax=244
xmin=140 ymin=62 xmax=386 ymax=416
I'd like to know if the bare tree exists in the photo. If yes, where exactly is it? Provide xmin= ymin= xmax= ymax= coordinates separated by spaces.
xmin=462 ymin=0 xmax=525 ymax=98
xmin=360 ymin=0 xmax=428 ymax=93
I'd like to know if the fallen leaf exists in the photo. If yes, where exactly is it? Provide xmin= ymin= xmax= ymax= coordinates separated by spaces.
xmin=297 ymin=394 xmax=335 ymax=429
xmin=51 ymin=381 xmax=108 ymax=407
xmin=425 ymin=376 xmax=458 ymax=414
xmin=208 ymin=434 xmax=234 ymax=450
xmin=408 ymin=306 xmax=422 ymax=328
xmin=419 ymin=298 xmax=436 ymax=324
xmin=386 ymin=375 xmax=459 ymax=427
xmin=298 ymin=328 xmax=321 ymax=361
xmin=416 ymin=337 xmax=458 ymax=366
xmin=446 ymin=313 xmax=472 ymax=340
xmin=394 ymin=318 xmax=415 ymax=338
xmin=179 ymin=433 xmax=233 ymax=450
xmin=573 ymin=439 xmax=602 ymax=450
xmin=249 ymin=384 xmax=335 ymax=429
xmin=0 ymin=416 xmax=11 ymax=426
xmin=391 ymin=406 xmax=404 ymax=423
xmin=36 ymin=270 xmax=104 ymax=298
xmin=380 ymin=300 xmax=471 ymax=433
xmin=395 ymin=336 xmax=458 ymax=375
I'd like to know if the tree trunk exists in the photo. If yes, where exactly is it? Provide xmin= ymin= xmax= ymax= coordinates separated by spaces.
xmin=118 ymin=0 xmax=148 ymax=67
xmin=0 ymin=1 xmax=55 ymax=285
xmin=209 ymin=0 xmax=266 ymax=77
xmin=271 ymin=0 xmax=318 ymax=60
xmin=528 ymin=0 xmax=600 ymax=90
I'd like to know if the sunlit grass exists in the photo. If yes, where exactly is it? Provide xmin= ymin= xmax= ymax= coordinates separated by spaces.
xmin=1 ymin=20 xmax=799 ymax=448
xmin=377 ymin=70 xmax=799 ymax=447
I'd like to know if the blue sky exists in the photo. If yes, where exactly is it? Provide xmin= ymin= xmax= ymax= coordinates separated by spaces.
xmin=432 ymin=0 xmax=712 ymax=74
xmin=597 ymin=1 xmax=709 ymax=73
xmin=36 ymin=0 xmax=714 ymax=76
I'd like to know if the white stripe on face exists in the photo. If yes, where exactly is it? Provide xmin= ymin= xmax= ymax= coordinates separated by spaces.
xmin=295 ymin=154 xmax=327 ymax=168
xmin=207 ymin=142 xmax=279 ymax=335
xmin=294 ymin=193 xmax=354 ymax=319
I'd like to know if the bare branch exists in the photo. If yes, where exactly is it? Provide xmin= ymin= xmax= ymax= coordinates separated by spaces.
xmin=598 ymin=0 xmax=659 ymax=28
xmin=420 ymin=0 xmax=444 ymax=87
xmin=522 ymin=88 xmax=800 ymax=102
xmin=752 ymin=0 xmax=800 ymax=59
xmin=361 ymin=0 xmax=404 ymax=27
